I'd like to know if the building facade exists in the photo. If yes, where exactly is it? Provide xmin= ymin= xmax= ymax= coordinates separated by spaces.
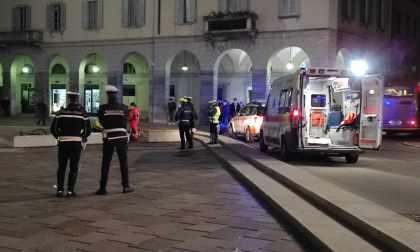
xmin=0 ymin=0 xmax=413 ymax=123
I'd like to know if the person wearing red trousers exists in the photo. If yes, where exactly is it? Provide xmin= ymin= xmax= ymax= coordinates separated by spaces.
xmin=128 ymin=102 xmax=140 ymax=140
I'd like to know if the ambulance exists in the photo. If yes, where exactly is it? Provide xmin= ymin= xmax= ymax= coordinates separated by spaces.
xmin=260 ymin=67 xmax=383 ymax=163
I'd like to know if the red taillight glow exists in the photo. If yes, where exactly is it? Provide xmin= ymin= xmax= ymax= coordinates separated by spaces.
xmin=409 ymin=120 xmax=416 ymax=126
xmin=290 ymin=108 xmax=301 ymax=129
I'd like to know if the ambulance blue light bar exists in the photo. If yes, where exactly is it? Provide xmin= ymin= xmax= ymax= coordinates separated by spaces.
xmin=303 ymin=68 xmax=351 ymax=77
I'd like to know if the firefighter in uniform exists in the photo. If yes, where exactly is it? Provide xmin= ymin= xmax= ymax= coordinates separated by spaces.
xmin=175 ymin=98 xmax=197 ymax=149
xmin=208 ymin=100 xmax=221 ymax=144
xmin=95 ymin=85 xmax=134 ymax=195
xmin=50 ymin=92 xmax=91 ymax=197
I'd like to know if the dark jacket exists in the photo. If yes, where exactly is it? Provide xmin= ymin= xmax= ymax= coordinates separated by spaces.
xmin=175 ymin=104 xmax=197 ymax=126
xmin=50 ymin=103 xmax=91 ymax=141
xmin=98 ymin=101 xmax=129 ymax=141
xmin=230 ymin=102 xmax=240 ymax=118
xmin=168 ymin=101 xmax=177 ymax=112
xmin=36 ymin=101 xmax=48 ymax=116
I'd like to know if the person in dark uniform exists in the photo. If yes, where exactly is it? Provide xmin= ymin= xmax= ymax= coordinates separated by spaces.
xmin=50 ymin=92 xmax=91 ymax=197
xmin=175 ymin=98 xmax=196 ymax=149
xmin=184 ymin=96 xmax=198 ymax=137
xmin=95 ymin=85 xmax=134 ymax=195
xmin=35 ymin=98 xmax=48 ymax=126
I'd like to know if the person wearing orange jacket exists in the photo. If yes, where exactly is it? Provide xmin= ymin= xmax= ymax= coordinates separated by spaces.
xmin=128 ymin=102 xmax=140 ymax=140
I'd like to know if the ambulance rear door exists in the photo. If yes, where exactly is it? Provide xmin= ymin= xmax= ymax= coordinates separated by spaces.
xmin=359 ymin=74 xmax=384 ymax=149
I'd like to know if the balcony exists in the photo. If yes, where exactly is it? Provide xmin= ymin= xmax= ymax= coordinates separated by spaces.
xmin=204 ymin=12 xmax=258 ymax=44
xmin=0 ymin=30 xmax=43 ymax=49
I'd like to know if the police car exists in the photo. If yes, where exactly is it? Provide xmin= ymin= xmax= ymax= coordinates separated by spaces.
xmin=228 ymin=103 xmax=263 ymax=142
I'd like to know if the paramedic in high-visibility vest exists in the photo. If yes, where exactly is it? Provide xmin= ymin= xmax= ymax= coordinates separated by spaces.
xmin=50 ymin=91 xmax=91 ymax=197
xmin=95 ymin=85 xmax=134 ymax=195
xmin=208 ymin=99 xmax=221 ymax=144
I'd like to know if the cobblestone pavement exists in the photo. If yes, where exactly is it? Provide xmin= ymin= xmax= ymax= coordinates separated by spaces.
xmin=0 ymin=137 xmax=315 ymax=252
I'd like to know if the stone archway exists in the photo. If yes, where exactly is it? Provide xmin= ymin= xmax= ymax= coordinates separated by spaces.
xmin=267 ymin=47 xmax=311 ymax=97
xmin=121 ymin=52 xmax=149 ymax=120
xmin=336 ymin=48 xmax=352 ymax=68
xmin=166 ymin=50 xmax=201 ymax=121
xmin=214 ymin=49 xmax=252 ymax=105
xmin=79 ymin=53 xmax=108 ymax=115
xmin=49 ymin=55 xmax=70 ymax=113
xmin=10 ymin=56 xmax=36 ymax=114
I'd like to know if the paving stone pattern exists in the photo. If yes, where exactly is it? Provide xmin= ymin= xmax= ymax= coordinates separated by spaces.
xmin=0 ymin=139 xmax=315 ymax=252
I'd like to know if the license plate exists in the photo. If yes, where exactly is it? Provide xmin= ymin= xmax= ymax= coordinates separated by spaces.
xmin=389 ymin=120 xmax=402 ymax=126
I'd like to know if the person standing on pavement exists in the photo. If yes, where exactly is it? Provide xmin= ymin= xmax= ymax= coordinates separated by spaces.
xmin=175 ymin=98 xmax=196 ymax=149
xmin=184 ymin=96 xmax=198 ymax=137
xmin=208 ymin=100 xmax=221 ymax=144
xmin=128 ymin=102 xmax=140 ymax=141
xmin=229 ymin=98 xmax=240 ymax=120
xmin=2 ymin=97 xmax=11 ymax=117
xmin=35 ymin=98 xmax=48 ymax=126
xmin=50 ymin=92 xmax=91 ymax=197
xmin=219 ymin=100 xmax=230 ymax=135
xmin=96 ymin=85 xmax=134 ymax=195
xmin=167 ymin=98 xmax=177 ymax=125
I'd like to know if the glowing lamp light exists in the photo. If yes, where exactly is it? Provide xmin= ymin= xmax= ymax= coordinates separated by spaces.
xmin=286 ymin=62 xmax=294 ymax=70
xmin=409 ymin=120 xmax=416 ymax=126
xmin=22 ymin=66 xmax=30 ymax=74
xmin=181 ymin=65 xmax=189 ymax=71
xmin=384 ymin=100 xmax=391 ymax=107
xmin=350 ymin=60 xmax=368 ymax=76
xmin=92 ymin=65 xmax=100 ymax=73
xmin=292 ymin=108 xmax=301 ymax=117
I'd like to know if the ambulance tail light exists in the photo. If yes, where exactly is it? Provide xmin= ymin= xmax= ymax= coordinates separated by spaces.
xmin=354 ymin=130 xmax=359 ymax=146
xmin=290 ymin=107 xmax=301 ymax=129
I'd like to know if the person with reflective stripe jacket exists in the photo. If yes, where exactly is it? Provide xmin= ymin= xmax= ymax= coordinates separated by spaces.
xmin=50 ymin=92 xmax=91 ymax=197
xmin=175 ymin=98 xmax=197 ymax=149
xmin=95 ymin=85 xmax=134 ymax=195
xmin=208 ymin=100 xmax=221 ymax=144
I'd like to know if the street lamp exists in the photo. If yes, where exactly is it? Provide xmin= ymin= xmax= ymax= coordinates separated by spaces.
xmin=22 ymin=66 xmax=30 ymax=74
xmin=91 ymin=53 xmax=100 ymax=73
xmin=181 ymin=51 xmax=188 ymax=71
xmin=286 ymin=61 xmax=294 ymax=70
xmin=92 ymin=65 xmax=100 ymax=73
xmin=286 ymin=47 xmax=294 ymax=70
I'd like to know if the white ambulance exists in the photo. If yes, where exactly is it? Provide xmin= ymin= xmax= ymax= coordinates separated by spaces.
xmin=260 ymin=67 xmax=383 ymax=163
